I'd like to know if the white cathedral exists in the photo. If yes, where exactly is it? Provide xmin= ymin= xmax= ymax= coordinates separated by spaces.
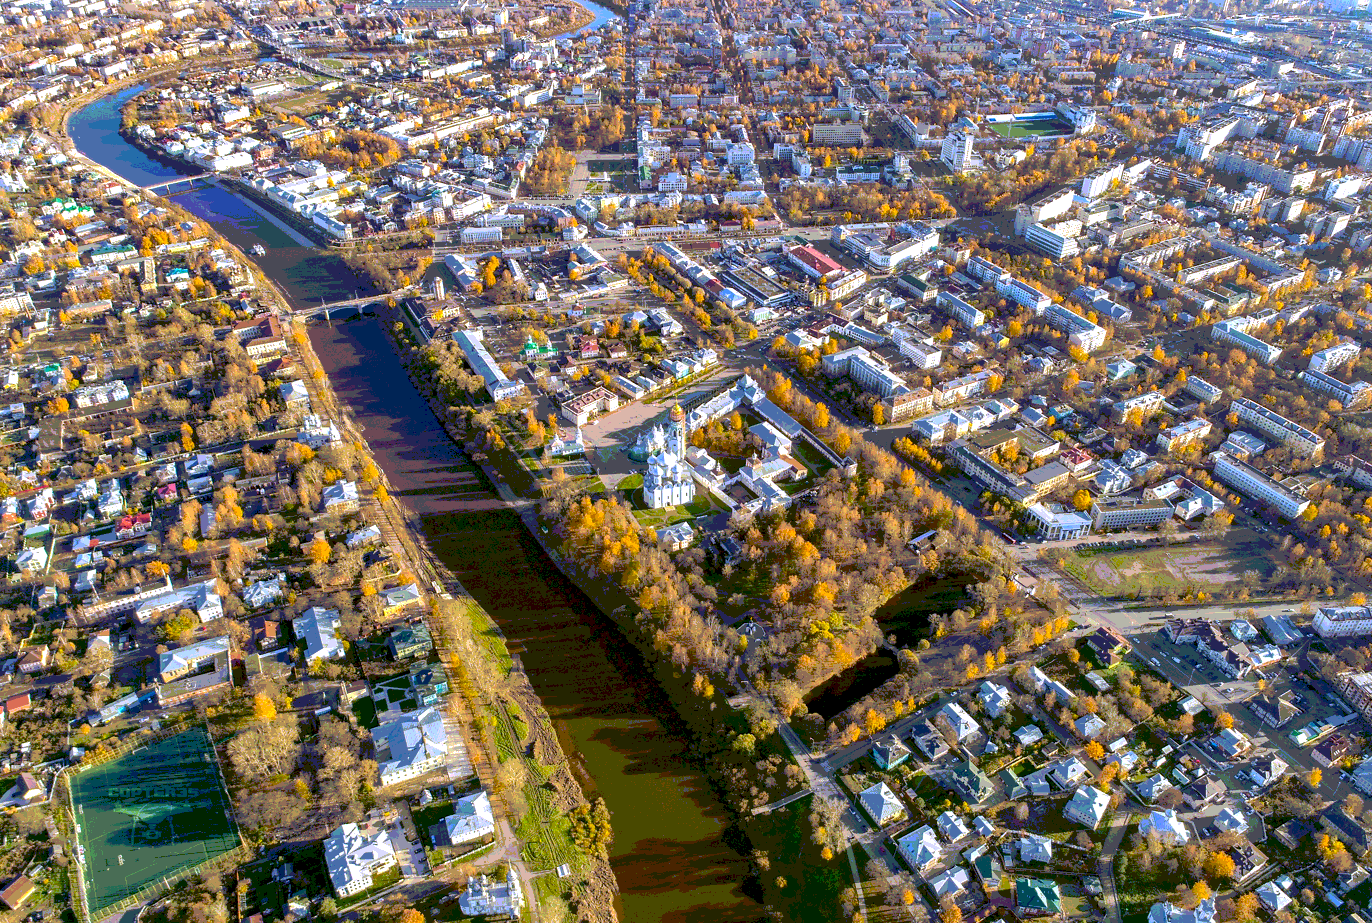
xmin=642 ymin=403 xmax=695 ymax=509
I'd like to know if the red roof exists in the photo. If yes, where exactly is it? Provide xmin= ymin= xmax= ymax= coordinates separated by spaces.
xmin=789 ymin=245 xmax=843 ymax=277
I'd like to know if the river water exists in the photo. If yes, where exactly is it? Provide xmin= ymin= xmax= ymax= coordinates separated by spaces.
xmin=69 ymin=78 xmax=757 ymax=923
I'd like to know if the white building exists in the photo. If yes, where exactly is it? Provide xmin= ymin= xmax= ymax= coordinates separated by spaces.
xmin=1315 ymin=605 xmax=1372 ymax=639
xmin=822 ymin=346 xmax=909 ymax=398
xmin=324 ymin=821 xmax=398 ymax=897
xmin=1310 ymin=340 xmax=1360 ymax=373
xmin=295 ymin=606 xmax=344 ymax=664
xmin=459 ymin=869 xmax=523 ymax=919
xmin=442 ymin=790 xmax=496 ymax=845
xmin=941 ymin=130 xmax=980 ymax=173
xmin=1211 ymin=451 xmax=1310 ymax=518
xmin=1229 ymin=398 xmax=1325 ymax=456
xmin=643 ymin=404 xmax=695 ymax=509
xmin=373 ymin=707 xmax=449 ymax=787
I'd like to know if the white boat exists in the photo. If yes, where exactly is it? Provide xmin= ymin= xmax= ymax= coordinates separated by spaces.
xmin=250 ymin=244 xmax=266 ymax=256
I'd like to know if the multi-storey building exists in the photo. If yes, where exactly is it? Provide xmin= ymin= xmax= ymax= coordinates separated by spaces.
xmin=1014 ymin=187 xmax=1075 ymax=235
xmin=1299 ymin=369 xmax=1372 ymax=409
xmin=1336 ymin=671 xmax=1372 ymax=718
xmin=1081 ymin=163 xmax=1124 ymax=199
xmin=1091 ymin=496 xmax=1174 ymax=531
xmin=1112 ymin=390 xmax=1166 ymax=423
xmin=936 ymin=291 xmax=986 ymax=330
xmin=1336 ymin=455 xmax=1372 ymax=490
xmin=1230 ymin=398 xmax=1325 ymax=456
xmin=1211 ymin=451 xmax=1311 ymax=518
xmin=1155 ymin=417 xmax=1212 ymax=452
xmin=1314 ymin=606 xmax=1372 ymax=639
xmin=1025 ymin=220 xmax=1082 ymax=259
xmin=1042 ymin=303 xmax=1105 ymax=351
xmin=822 ymin=346 xmax=909 ymax=398
xmin=1309 ymin=340 xmax=1361 ymax=373
xmin=1185 ymin=376 xmax=1224 ymax=403
xmin=1212 ymin=318 xmax=1282 ymax=364
xmin=940 ymin=130 xmax=980 ymax=173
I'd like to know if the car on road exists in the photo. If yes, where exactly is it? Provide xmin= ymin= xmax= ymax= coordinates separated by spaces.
xmin=1172 ymin=656 xmax=1183 ymax=665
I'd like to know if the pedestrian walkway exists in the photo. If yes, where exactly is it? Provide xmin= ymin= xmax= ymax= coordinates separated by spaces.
xmin=442 ymin=710 xmax=474 ymax=781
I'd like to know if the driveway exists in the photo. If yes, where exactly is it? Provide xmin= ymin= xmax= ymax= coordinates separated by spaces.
xmin=387 ymin=806 xmax=429 ymax=878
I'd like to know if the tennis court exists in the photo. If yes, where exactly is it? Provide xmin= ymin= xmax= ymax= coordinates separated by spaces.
xmin=69 ymin=728 xmax=240 ymax=917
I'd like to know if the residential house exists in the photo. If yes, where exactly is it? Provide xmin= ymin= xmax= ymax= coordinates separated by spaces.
xmin=938 ymin=702 xmax=980 ymax=741
xmin=1182 ymin=777 xmax=1227 ymax=809
xmin=859 ymin=781 xmax=905 ymax=827
xmin=1245 ymin=755 xmax=1287 ymax=788
xmin=1019 ymin=834 xmax=1053 ymax=864
xmin=1064 ymin=785 xmax=1110 ymax=830
xmin=1075 ymin=714 xmax=1107 ymax=739
xmin=1213 ymin=727 xmax=1250 ymax=759
xmin=1138 ymin=774 xmax=1173 ymax=802
xmin=382 ymin=583 xmax=422 ymax=616
xmin=295 ymin=607 xmax=345 ymax=664
xmin=16 ymin=648 xmax=48 ymax=675
xmin=912 ymin=721 xmax=950 ymax=760
xmin=387 ymin=625 xmax=433 ymax=661
xmin=1314 ymin=733 xmax=1355 ymax=767
xmin=928 ymin=866 xmax=969 ymax=901
xmin=1148 ymin=899 xmax=1216 ymax=923
xmin=1214 ymin=806 xmax=1249 ymax=835
xmin=945 ymin=759 xmax=996 ymax=804
xmin=1256 ymin=880 xmax=1292 ymax=913
xmin=440 ymin=790 xmax=495 ymax=846
xmin=1139 ymin=808 xmax=1189 ymax=844
xmin=1050 ymin=757 xmax=1089 ymax=790
xmin=1016 ymin=878 xmax=1063 ymax=917
xmin=322 ymin=479 xmax=360 ymax=513
xmin=978 ymin=681 xmax=1011 ymax=718
xmin=872 ymin=734 xmax=911 ymax=770
xmin=1085 ymin=626 xmax=1130 ymax=665
xmin=895 ymin=824 xmax=942 ymax=871
xmin=937 ymin=810 xmax=970 ymax=843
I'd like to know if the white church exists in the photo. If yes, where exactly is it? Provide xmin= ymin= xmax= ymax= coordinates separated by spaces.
xmin=642 ymin=403 xmax=695 ymax=509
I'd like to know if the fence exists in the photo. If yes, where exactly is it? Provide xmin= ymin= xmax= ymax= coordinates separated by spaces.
xmin=59 ymin=722 xmax=246 ymax=923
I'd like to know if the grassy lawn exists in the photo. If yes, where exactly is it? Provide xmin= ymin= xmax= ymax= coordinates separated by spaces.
xmin=625 ymin=488 xmax=718 ymax=529
xmin=618 ymin=473 xmax=643 ymax=490
xmin=1055 ymin=538 xmax=1265 ymax=597
xmin=351 ymin=695 xmax=378 ymax=729
xmin=747 ymin=800 xmax=849 ymax=923
xmin=516 ymin=783 xmax=581 ymax=872
xmin=339 ymin=866 xmax=401 ymax=908
xmin=413 ymin=800 xmax=457 ymax=846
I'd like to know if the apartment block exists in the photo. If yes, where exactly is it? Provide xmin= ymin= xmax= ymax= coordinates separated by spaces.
xmin=1309 ymin=340 xmax=1360 ymax=373
xmin=1212 ymin=318 xmax=1282 ymax=364
xmin=1155 ymin=417 xmax=1212 ymax=452
xmin=1299 ymin=369 xmax=1372 ymax=410
xmin=1317 ymin=606 xmax=1372 ymax=639
xmin=822 ymin=346 xmax=909 ymax=399
xmin=1230 ymin=398 xmax=1324 ymax=457
xmin=1211 ymin=451 xmax=1311 ymax=518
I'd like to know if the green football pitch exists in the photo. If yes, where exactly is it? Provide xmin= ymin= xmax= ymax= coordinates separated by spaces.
xmin=69 ymin=728 xmax=239 ymax=917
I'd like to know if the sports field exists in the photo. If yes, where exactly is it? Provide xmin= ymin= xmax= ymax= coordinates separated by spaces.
xmin=69 ymin=728 xmax=240 ymax=917
xmin=988 ymin=117 xmax=1073 ymax=138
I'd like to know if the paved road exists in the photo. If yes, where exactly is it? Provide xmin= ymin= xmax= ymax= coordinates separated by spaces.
xmin=1097 ymin=808 xmax=1132 ymax=923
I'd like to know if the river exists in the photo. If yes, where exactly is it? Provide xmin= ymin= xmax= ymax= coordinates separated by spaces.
xmin=69 ymin=76 xmax=758 ymax=923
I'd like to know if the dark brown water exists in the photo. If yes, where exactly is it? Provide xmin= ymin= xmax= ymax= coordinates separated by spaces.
xmin=70 ymin=83 xmax=758 ymax=918
xmin=309 ymin=319 xmax=756 ymax=922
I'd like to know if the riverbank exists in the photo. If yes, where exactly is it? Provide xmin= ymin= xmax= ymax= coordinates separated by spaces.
xmin=62 ymin=84 xmax=622 ymax=923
